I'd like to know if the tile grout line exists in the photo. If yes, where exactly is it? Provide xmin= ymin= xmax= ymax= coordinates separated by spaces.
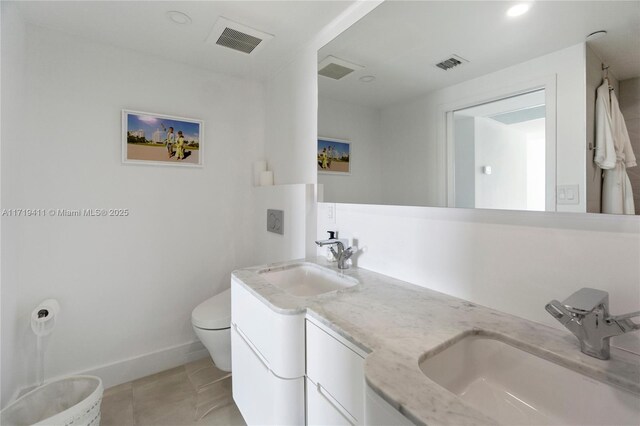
xmin=197 ymin=374 xmax=232 ymax=394
xmin=130 ymin=380 xmax=138 ymax=426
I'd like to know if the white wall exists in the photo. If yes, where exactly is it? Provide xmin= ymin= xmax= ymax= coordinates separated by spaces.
xmin=619 ymin=77 xmax=640 ymax=215
xmin=262 ymin=0 xmax=383 ymax=189
xmin=261 ymin=49 xmax=319 ymax=260
xmin=261 ymin=0 xmax=383 ymax=260
xmin=2 ymin=23 xmax=265 ymax=400
xmin=378 ymin=95 xmax=444 ymax=207
xmin=261 ymin=47 xmax=323 ymax=260
xmin=251 ymin=184 xmax=314 ymax=266
xmin=318 ymin=203 xmax=640 ymax=353
xmin=1 ymin=2 xmax=28 ymax=407
xmin=379 ymin=43 xmax=586 ymax=212
xmin=454 ymin=117 xmax=475 ymax=208
xmin=318 ymin=97 xmax=383 ymax=204
xmin=264 ymin=48 xmax=318 ymax=186
xmin=525 ymin=125 xmax=547 ymax=210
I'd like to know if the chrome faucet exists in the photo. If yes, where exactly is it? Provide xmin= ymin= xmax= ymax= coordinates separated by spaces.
xmin=315 ymin=231 xmax=354 ymax=269
xmin=545 ymin=288 xmax=640 ymax=360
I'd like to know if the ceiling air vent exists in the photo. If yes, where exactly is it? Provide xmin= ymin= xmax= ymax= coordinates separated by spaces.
xmin=217 ymin=27 xmax=262 ymax=54
xmin=206 ymin=17 xmax=273 ymax=55
xmin=318 ymin=56 xmax=364 ymax=80
xmin=435 ymin=54 xmax=469 ymax=71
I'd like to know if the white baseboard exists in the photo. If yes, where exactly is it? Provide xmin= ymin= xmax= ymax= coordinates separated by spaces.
xmin=19 ymin=340 xmax=208 ymax=394
xmin=84 ymin=340 xmax=209 ymax=389
xmin=9 ymin=341 xmax=208 ymax=405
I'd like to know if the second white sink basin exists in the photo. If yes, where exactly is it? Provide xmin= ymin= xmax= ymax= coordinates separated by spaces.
xmin=258 ymin=263 xmax=358 ymax=297
xmin=420 ymin=334 xmax=640 ymax=425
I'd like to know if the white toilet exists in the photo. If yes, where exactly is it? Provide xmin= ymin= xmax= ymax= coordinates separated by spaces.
xmin=191 ymin=288 xmax=232 ymax=372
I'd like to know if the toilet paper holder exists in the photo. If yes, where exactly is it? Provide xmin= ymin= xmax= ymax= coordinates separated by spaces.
xmin=31 ymin=299 xmax=60 ymax=337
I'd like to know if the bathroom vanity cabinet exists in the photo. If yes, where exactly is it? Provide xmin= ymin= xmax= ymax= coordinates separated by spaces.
xmin=231 ymin=273 xmax=414 ymax=425
xmin=306 ymin=317 xmax=366 ymax=425
xmin=231 ymin=261 xmax=640 ymax=426
xmin=230 ymin=278 xmax=306 ymax=425
xmin=305 ymin=317 xmax=413 ymax=426
xmin=232 ymin=275 xmax=412 ymax=425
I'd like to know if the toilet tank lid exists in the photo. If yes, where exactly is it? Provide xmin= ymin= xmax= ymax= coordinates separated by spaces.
xmin=192 ymin=288 xmax=231 ymax=330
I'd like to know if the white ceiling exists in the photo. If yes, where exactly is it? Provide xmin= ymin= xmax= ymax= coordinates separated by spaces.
xmin=319 ymin=1 xmax=640 ymax=108
xmin=15 ymin=0 xmax=355 ymax=81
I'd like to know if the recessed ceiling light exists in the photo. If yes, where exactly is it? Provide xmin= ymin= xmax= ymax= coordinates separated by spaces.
xmin=167 ymin=11 xmax=192 ymax=25
xmin=359 ymin=75 xmax=376 ymax=83
xmin=506 ymin=3 xmax=530 ymax=17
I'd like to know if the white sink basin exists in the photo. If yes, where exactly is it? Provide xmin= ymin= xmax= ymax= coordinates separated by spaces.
xmin=420 ymin=335 xmax=640 ymax=425
xmin=258 ymin=263 xmax=358 ymax=297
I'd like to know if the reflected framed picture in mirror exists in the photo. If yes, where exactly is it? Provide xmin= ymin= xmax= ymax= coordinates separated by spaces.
xmin=318 ymin=137 xmax=351 ymax=175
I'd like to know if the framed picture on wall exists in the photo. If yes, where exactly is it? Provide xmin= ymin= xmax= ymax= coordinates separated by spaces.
xmin=122 ymin=110 xmax=204 ymax=167
xmin=318 ymin=137 xmax=351 ymax=175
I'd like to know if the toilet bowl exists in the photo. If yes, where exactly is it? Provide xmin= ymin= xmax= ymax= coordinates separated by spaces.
xmin=192 ymin=288 xmax=232 ymax=372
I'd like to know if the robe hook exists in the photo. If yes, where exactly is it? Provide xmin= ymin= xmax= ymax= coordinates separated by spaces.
xmin=602 ymin=63 xmax=611 ymax=85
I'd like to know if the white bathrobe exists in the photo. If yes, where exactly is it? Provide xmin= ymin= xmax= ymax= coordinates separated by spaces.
xmin=594 ymin=81 xmax=636 ymax=214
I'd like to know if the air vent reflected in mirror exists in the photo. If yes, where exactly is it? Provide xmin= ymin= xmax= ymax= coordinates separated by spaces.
xmin=318 ymin=55 xmax=364 ymax=80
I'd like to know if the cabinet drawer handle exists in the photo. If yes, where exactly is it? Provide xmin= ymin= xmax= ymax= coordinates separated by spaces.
xmin=317 ymin=382 xmax=358 ymax=425
xmin=234 ymin=324 xmax=272 ymax=372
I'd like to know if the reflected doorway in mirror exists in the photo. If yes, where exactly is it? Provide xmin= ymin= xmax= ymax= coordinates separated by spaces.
xmin=451 ymin=89 xmax=547 ymax=212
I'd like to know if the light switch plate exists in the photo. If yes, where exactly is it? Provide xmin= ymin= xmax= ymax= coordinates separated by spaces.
xmin=557 ymin=185 xmax=580 ymax=205
xmin=327 ymin=203 xmax=336 ymax=223
xmin=267 ymin=209 xmax=284 ymax=235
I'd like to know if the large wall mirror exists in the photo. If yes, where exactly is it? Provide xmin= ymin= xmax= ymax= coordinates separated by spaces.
xmin=317 ymin=1 xmax=640 ymax=215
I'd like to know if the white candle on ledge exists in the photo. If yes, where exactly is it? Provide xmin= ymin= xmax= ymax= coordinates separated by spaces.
xmin=253 ymin=160 xmax=267 ymax=186
xmin=260 ymin=170 xmax=274 ymax=186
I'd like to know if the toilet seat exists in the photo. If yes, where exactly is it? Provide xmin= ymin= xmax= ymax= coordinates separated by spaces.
xmin=192 ymin=288 xmax=231 ymax=330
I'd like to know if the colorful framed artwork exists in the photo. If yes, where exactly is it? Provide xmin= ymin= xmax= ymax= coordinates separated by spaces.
xmin=122 ymin=110 xmax=204 ymax=167
xmin=317 ymin=137 xmax=351 ymax=175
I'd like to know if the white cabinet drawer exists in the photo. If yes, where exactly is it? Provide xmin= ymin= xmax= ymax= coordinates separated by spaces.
xmin=365 ymin=384 xmax=415 ymax=426
xmin=231 ymin=325 xmax=305 ymax=425
xmin=231 ymin=277 xmax=305 ymax=378
xmin=306 ymin=378 xmax=356 ymax=426
xmin=306 ymin=320 xmax=365 ymax=423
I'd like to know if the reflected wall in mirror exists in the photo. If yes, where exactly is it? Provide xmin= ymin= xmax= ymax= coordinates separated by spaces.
xmin=317 ymin=1 xmax=640 ymax=214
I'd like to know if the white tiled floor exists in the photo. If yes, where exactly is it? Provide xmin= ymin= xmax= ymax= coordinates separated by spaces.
xmin=101 ymin=358 xmax=245 ymax=426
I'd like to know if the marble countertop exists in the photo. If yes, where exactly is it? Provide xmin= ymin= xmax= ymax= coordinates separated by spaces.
xmin=232 ymin=258 xmax=640 ymax=426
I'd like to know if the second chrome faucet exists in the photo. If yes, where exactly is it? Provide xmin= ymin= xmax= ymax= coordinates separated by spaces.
xmin=315 ymin=231 xmax=354 ymax=269
xmin=546 ymin=288 xmax=640 ymax=360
